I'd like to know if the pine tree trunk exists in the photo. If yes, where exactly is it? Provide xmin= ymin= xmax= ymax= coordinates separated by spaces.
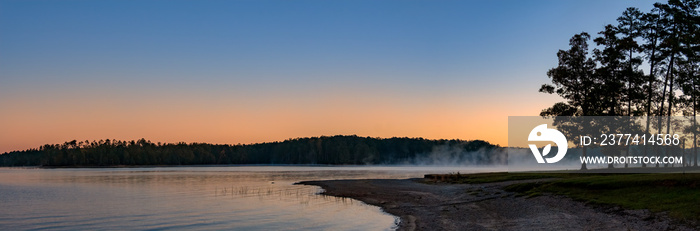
xmin=657 ymin=59 xmax=670 ymax=167
xmin=644 ymin=34 xmax=658 ymax=168
xmin=665 ymin=53 xmax=675 ymax=168
xmin=690 ymin=73 xmax=698 ymax=167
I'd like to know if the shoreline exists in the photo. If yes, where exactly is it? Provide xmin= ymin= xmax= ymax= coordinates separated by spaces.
xmin=299 ymin=178 xmax=694 ymax=231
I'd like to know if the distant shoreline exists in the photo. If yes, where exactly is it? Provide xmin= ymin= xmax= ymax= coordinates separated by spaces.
xmin=0 ymin=136 xmax=502 ymax=167
xmin=4 ymin=164 xmax=491 ymax=169
xmin=31 ymin=164 xmax=357 ymax=169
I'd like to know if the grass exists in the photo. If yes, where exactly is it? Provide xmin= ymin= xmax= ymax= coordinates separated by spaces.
xmin=430 ymin=172 xmax=700 ymax=221
xmin=500 ymin=173 xmax=700 ymax=221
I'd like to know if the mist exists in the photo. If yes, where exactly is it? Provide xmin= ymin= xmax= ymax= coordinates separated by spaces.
xmin=398 ymin=144 xmax=508 ymax=166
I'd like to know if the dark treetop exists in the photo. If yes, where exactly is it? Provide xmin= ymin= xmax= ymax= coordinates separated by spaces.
xmin=0 ymin=135 xmax=500 ymax=167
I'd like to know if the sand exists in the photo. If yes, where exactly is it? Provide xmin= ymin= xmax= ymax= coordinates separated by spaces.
xmin=299 ymin=178 xmax=695 ymax=231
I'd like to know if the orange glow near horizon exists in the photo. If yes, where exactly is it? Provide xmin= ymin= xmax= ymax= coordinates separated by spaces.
xmin=0 ymin=86 xmax=559 ymax=153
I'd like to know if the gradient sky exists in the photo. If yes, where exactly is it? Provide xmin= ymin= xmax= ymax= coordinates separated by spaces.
xmin=0 ymin=0 xmax=657 ymax=153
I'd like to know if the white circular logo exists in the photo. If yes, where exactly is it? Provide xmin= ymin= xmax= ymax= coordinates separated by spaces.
xmin=528 ymin=124 xmax=568 ymax=163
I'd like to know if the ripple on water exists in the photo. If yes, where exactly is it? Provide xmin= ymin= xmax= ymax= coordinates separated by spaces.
xmin=0 ymin=166 xmax=482 ymax=230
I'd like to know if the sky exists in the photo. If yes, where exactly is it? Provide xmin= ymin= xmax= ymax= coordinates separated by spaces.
xmin=0 ymin=0 xmax=658 ymax=153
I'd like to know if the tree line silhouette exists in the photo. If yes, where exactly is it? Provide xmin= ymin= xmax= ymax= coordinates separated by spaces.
xmin=0 ymin=136 xmax=500 ymax=167
xmin=540 ymin=0 xmax=700 ymax=169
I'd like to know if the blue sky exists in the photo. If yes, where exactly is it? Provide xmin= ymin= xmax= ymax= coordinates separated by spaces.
xmin=0 ymin=0 xmax=658 ymax=152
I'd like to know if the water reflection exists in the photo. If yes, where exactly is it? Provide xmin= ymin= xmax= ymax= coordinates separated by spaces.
xmin=0 ymin=166 xmax=497 ymax=230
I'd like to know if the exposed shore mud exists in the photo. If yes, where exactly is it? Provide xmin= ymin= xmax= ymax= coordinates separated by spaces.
xmin=299 ymin=178 xmax=695 ymax=231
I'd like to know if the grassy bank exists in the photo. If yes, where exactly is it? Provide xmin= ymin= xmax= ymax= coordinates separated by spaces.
xmin=433 ymin=172 xmax=700 ymax=221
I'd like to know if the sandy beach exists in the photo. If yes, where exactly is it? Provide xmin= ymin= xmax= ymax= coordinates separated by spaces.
xmin=299 ymin=178 xmax=694 ymax=231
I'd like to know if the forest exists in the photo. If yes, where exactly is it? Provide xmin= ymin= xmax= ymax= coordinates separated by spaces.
xmin=540 ymin=0 xmax=700 ymax=169
xmin=0 ymin=136 xmax=501 ymax=167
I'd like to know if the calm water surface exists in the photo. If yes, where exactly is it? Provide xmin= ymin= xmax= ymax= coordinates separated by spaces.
xmin=0 ymin=166 xmax=498 ymax=230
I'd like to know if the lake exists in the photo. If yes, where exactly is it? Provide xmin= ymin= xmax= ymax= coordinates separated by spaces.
xmin=0 ymin=166 xmax=498 ymax=230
